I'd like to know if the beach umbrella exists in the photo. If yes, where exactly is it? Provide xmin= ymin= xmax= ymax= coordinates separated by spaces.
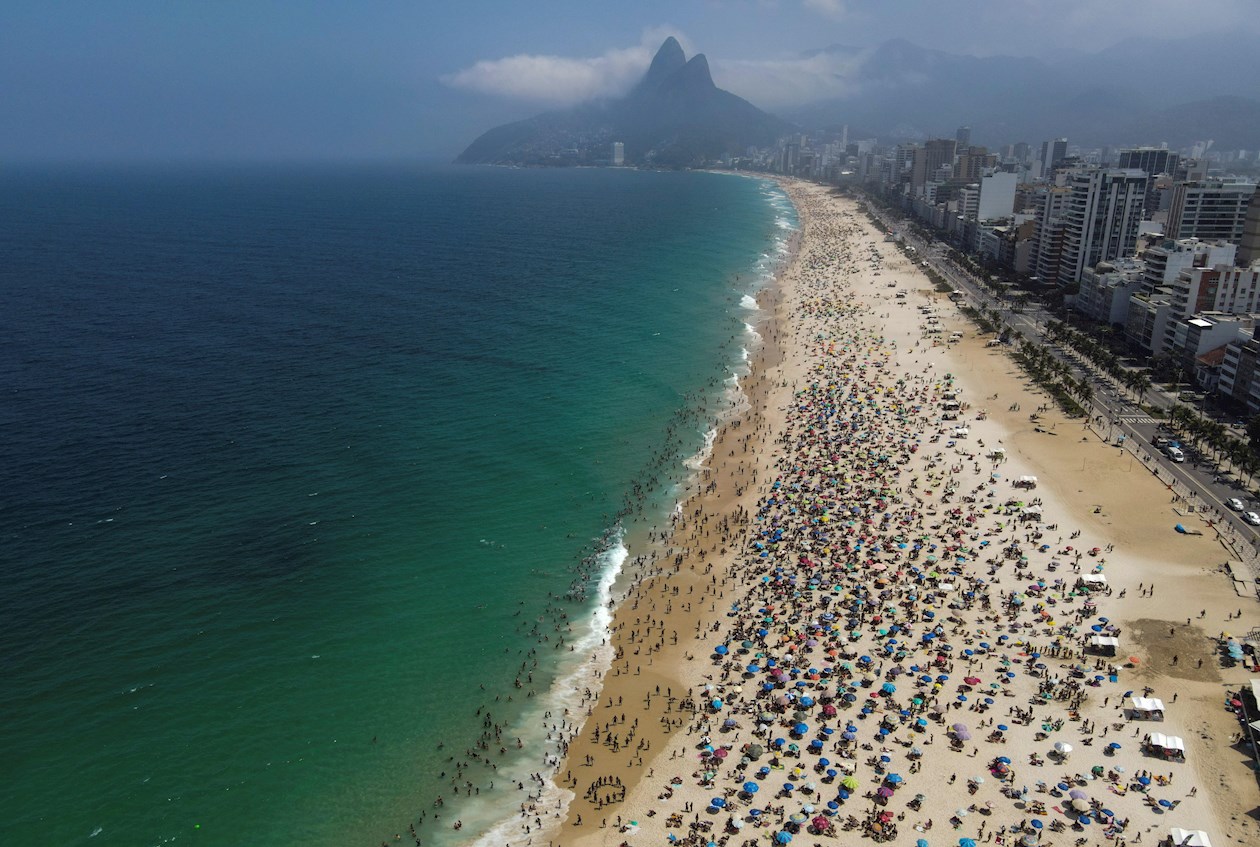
xmin=1137 ymin=776 xmax=1151 ymax=786
xmin=886 ymin=773 xmax=903 ymax=784
xmin=1158 ymin=799 xmax=1173 ymax=808
xmin=917 ymin=841 xmax=930 ymax=847
xmin=711 ymin=797 xmax=726 ymax=809
xmin=789 ymin=813 xmax=807 ymax=824
xmin=1077 ymin=816 xmax=1091 ymax=826
xmin=840 ymin=775 xmax=859 ymax=790
xmin=775 ymin=833 xmax=793 ymax=845
xmin=715 ymin=645 xmax=729 ymax=655
xmin=877 ymin=786 xmax=894 ymax=797
xmin=1056 ymin=783 xmax=1070 ymax=791
xmin=1053 ymin=741 xmax=1072 ymax=755
xmin=1068 ymin=789 xmax=1087 ymax=800
xmin=996 ymin=757 xmax=1011 ymax=765
xmin=996 ymin=725 xmax=1008 ymax=732
xmin=1070 ymin=799 xmax=1090 ymax=812
xmin=960 ymin=839 xmax=978 ymax=847
xmin=743 ymin=782 xmax=760 ymax=794
xmin=1030 ymin=819 xmax=1043 ymax=830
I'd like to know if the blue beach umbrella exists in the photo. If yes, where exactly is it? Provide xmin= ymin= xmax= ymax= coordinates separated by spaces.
xmin=711 ymin=797 xmax=726 ymax=809
xmin=775 ymin=832 xmax=793 ymax=845
xmin=714 ymin=645 xmax=729 ymax=655
xmin=743 ymin=782 xmax=760 ymax=794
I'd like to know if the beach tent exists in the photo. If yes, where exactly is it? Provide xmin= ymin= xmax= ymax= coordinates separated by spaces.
xmin=1078 ymin=574 xmax=1107 ymax=590
xmin=952 ymin=427 xmax=969 ymax=438
xmin=987 ymin=448 xmax=1006 ymax=459
xmin=1130 ymin=697 xmax=1165 ymax=720
xmin=1089 ymin=635 xmax=1119 ymax=656
xmin=1148 ymin=733 xmax=1186 ymax=759
xmin=1163 ymin=827 xmax=1212 ymax=847
xmin=1014 ymin=476 xmax=1037 ymax=489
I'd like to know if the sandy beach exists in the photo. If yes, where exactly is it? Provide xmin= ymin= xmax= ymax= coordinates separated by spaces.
xmin=513 ymin=181 xmax=1260 ymax=847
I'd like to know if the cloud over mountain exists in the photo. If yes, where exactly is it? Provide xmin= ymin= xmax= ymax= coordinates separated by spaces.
xmin=441 ymin=28 xmax=691 ymax=105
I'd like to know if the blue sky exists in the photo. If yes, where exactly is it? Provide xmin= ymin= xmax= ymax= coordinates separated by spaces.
xmin=2 ymin=0 xmax=1256 ymax=161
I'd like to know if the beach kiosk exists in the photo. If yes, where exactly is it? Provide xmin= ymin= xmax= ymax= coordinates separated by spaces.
xmin=1145 ymin=732 xmax=1186 ymax=760
xmin=1162 ymin=827 xmax=1211 ymax=847
xmin=1088 ymin=635 xmax=1119 ymax=657
xmin=1129 ymin=696 xmax=1166 ymax=720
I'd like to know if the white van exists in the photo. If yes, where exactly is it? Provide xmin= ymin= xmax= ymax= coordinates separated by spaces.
xmin=1166 ymin=447 xmax=1185 ymax=463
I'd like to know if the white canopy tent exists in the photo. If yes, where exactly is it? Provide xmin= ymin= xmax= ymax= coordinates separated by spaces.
xmin=1149 ymin=732 xmax=1185 ymax=753
xmin=1164 ymin=827 xmax=1212 ymax=847
xmin=1131 ymin=696 xmax=1166 ymax=719
xmin=1089 ymin=635 xmax=1119 ymax=655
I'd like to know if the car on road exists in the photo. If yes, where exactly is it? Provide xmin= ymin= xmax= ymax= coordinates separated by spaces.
xmin=1227 ymin=498 xmax=1245 ymax=511
xmin=1245 ymin=512 xmax=1260 ymax=526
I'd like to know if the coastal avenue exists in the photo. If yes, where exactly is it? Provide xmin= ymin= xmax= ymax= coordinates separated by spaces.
xmin=863 ymin=199 xmax=1260 ymax=566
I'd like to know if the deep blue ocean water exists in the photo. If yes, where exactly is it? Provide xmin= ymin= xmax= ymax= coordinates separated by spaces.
xmin=0 ymin=163 xmax=794 ymax=846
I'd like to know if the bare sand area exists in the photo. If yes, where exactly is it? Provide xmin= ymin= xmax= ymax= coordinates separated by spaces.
xmin=521 ymin=182 xmax=1260 ymax=847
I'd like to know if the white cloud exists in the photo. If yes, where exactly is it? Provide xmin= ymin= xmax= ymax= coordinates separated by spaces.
xmin=712 ymin=50 xmax=868 ymax=108
xmin=441 ymin=28 xmax=691 ymax=106
xmin=802 ymin=0 xmax=849 ymax=20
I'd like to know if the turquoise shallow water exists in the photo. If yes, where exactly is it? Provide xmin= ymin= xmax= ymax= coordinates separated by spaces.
xmin=0 ymin=163 xmax=794 ymax=846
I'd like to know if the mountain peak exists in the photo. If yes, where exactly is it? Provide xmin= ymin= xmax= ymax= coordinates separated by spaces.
xmin=674 ymin=54 xmax=716 ymax=91
xmin=640 ymin=37 xmax=687 ymax=92
xmin=455 ymin=36 xmax=794 ymax=168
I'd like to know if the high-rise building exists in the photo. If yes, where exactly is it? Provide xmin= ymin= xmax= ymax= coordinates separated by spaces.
xmin=977 ymin=171 xmax=1017 ymax=221
xmin=1057 ymin=168 xmax=1147 ymax=285
xmin=1039 ymin=138 xmax=1068 ymax=176
xmin=612 ymin=142 xmax=624 ymax=166
xmin=1031 ymin=185 xmax=1073 ymax=282
xmin=955 ymin=126 xmax=971 ymax=149
xmin=911 ymin=139 xmax=956 ymax=195
xmin=1118 ymin=147 xmax=1178 ymax=176
xmin=1237 ymin=185 xmax=1260 ymax=267
xmin=1118 ymin=147 xmax=1180 ymax=214
xmin=1166 ymin=179 xmax=1256 ymax=243
xmin=953 ymin=146 xmax=997 ymax=183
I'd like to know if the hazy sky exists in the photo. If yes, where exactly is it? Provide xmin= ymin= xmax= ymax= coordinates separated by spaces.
xmin=2 ymin=0 xmax=1257 ymax=161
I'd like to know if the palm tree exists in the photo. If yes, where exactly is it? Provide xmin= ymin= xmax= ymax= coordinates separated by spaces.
xmin=1132 ymin=373 xmax=1151 ymax=406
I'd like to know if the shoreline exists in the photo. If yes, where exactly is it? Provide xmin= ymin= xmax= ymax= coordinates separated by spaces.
xmin=528 ymin=181 xmax=1258 ymax=847
xmin=455 ymin=175 xmax=801 ymax=847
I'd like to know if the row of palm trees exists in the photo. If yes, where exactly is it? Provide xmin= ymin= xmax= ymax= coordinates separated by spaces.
xmin=1042 ymin=319 xmax=1153 ymax=406
xmin=1013 ymin=336 xmax=1092 ymax=415
xmin=1165 ymin=405 xmax=1260 ymax=483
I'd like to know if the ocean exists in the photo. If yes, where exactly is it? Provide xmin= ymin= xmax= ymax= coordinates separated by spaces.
xmin=0 ymin=163 xmax=795 ymax=846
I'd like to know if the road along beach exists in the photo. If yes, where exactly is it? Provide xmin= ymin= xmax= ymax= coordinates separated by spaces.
xmin=535 ymin=182 xmax=1260 ymax=847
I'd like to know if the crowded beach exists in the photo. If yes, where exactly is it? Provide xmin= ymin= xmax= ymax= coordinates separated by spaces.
xmin=534 ymin=182 xmax=1260 ymax=847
